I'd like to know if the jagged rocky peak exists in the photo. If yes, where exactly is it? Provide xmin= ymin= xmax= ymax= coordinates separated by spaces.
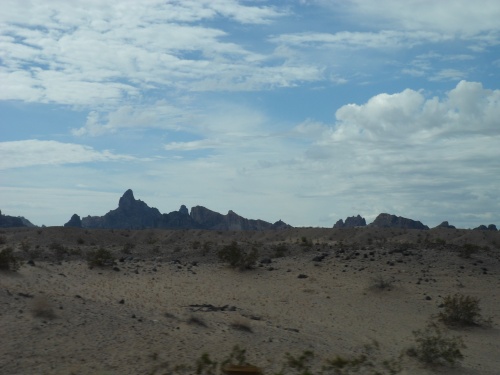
xmin=434 ymin=221 xmax=456 ymax=229
xmin=118 ymin=189 xmax=136 ymax=210
xmin=370 ymin=213 xmax=429 ymax=230
xmin=179 ymin=205 xmax=189 ymax=216
xmin=0 ymin=210 xmax=29 ymax=228
xmin=333 ymin=215 xmax=366 ymax=228
xmin=64 ymin=214 xmax=82 ymax=228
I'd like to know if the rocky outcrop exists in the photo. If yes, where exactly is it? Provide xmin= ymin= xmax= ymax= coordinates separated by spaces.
xmin=190 ymin=206 xmax=288 ymax=230
xmin=474 ymin=224 xmax=497 ymax=231
xmin=64 ymin=214 xmax=82 ymax=228
xmin=333 ymin=215 xmax=366 ymax=228
xmin=370 ymin=213 xmax=429 ymax=230
xmin=76 ymin=190 xmax=290 ymax=230
xmin=434 ymin=221 xmax=456 ymax=229
xmin=81 ymin=189 xmax=163 ymax=229
xmin=0 ymin=210 xmax=27 ymax=228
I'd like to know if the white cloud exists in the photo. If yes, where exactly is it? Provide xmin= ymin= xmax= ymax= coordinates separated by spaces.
xmin=326 ymin=0 xmax=500 ymax=36
xmin=271 ymin=30 xmax=451 ymax=49
xmin=0 ymin=0 xmax=300 ymax=107
xmin=0 ymin=140 xmax=136 ymax=169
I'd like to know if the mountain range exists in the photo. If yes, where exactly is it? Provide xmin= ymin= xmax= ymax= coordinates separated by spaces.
xmin=1 ymin=189 xmax=498 ymax=231
xmin=65 ymin=189 xmax=290 ymax=231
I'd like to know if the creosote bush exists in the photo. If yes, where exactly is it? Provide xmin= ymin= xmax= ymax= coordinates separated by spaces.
xmin=438 ymin=293 xmax=483 ymax=326
xmin=148 ymin=343 xmax=403 ymax=375
xmin=407 ymin=323 xmax=465 ymax=366
xmin=86 ymin=247 xmax=114 ymax=268
xmin=0 ymin=247 xmax=20 ymax=271
xmin=218 ymin=241 xmax=258 ymax=270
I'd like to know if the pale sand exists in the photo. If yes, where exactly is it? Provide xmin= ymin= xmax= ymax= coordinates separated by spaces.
xmin=1 ymin=227 xmax=499 ymax=374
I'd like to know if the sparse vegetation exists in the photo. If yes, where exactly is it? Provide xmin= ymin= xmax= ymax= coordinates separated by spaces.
xmin=371 ymin=275 xmax=395 ymax=291
xmin=459 ymin=243 xmax=480 ymax=258
xmin=122 ymin=242 xmax=135 ymax=254
xmin=274 ymin=243 xmax=289 ymax=258
xmin=218 ymin=241 xmax=258 ymax=270
xmin=407 ymin=323 xmax=465 ymax=366
xmin=0 ymin=247 xmax=20 ymax=271
xmin=50 ymin=242 xmax=68 ymax=261
xmin=86 ymin=247 xmax=114 ymax=268
xmin=438 ymin=293 xmax=484 ymax=326
xmin=31 ymin=295 xmax=57 ymax=320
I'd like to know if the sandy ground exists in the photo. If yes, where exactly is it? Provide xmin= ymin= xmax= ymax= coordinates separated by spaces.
xmin=1 ymin=227 xmax=499 ymax=374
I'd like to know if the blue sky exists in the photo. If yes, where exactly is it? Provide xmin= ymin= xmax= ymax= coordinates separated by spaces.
xmin=1 ymin=0 xmax=500 ymax=228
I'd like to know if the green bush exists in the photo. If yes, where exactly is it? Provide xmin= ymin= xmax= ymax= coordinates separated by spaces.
xmin=407 ymin=323 xmax=465 ymax=366
xmin=439 ymin=293 xmax=483 ymax=326
xmin=0 ymin=247 xmax=20 ymax=271
xmin=86 ymin=247 xmax=114 ymax=268
xmin=218 ymin=241 xmax=258 ymax=270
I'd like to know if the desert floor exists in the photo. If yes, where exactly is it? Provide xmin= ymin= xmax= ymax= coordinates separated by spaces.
xmin=1 ymin=227 xmax=499 ymax=375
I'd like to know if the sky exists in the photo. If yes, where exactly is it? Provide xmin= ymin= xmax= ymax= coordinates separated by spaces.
xmin=1 ymin=0 xmax=500 ymax=229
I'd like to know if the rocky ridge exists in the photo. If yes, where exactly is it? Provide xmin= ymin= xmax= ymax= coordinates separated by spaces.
xmin=70 ymin=189 xmax=290 ymax=231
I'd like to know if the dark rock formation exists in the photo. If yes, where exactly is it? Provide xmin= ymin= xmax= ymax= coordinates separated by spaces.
xmin=78 ymin=190 xmax=290 ymax=230
xmin=190 ymin=206 xmax=288 ymax=230
xmin=474 ymin=224 xmax=497 ymax=231
xmin=473 ymin=225 xmax=488 ymax=230
xmin=0 ymin=210 xmax=28 ymax=228
xmin=333 ymin=215 xmax=366 ymax=228
xmin=434 ymin=221 xmax=456 ymax=229
xmin=64 ymin=214 xmax=82 ymax=228
xmin=370 ymin=213 xmax=429 ymax=230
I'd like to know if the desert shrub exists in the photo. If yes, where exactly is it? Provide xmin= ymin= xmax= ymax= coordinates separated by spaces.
xmin=122 ymin=242 xmax=135 ymax=254
xmin=31 ymin=296 xmax=56 ymax=320
xmin=20 ymin=239 xmax=31 ymax=252
xmin=50 ymin=242 xmax=68 ymax=261
xmin=459 ymin=243 xmax=480 ymax=258
xmin=0 ymin=247 xmax=20 ymax=271
xmin=201 ymin=241 xmax=213 ymax=256
xmin=86 ymin=247 xmax=114 ymax=268
xmin=276 ymin=350 xmax=315 ymax=375
xmin=322 ymin=341 xmax=401 ymax=375
xmin=76 ymin=237 xmax=85 ymax=245
xmin=218 ymin=241 xmax=258 ymax=270
xmin=0 ymin=235 xmax=6 ymax=244
xmin=371 ymin=275 xmax=394 ymax=290
xmin=407 ymin=323 xmax=465 ymax=366
xmin=274 ymin=243 xmax=289 ymax=258
xmin=300 ymin=237 xmax=313 ymax=248
xmin=146 ymin=233 xmax=158 ymax=244
xmin=438 ymin=293 xmax=483 ymax=326
xmin=192 ymin=240 xmax=201 ymax=249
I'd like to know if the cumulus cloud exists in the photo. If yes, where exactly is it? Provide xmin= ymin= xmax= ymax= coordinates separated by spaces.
xmin=293 ymin=80 xmax=500 ymax=226
xmin=0 ymin=140 xmax=136 ymax=169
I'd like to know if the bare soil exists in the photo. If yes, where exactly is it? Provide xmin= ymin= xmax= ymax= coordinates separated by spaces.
xmin=1 ymin=227 xmax=499 ymax=374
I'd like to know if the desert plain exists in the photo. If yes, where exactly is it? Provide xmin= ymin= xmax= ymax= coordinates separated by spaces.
xmin=1 ymin=226 xmax=499 ymax=374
